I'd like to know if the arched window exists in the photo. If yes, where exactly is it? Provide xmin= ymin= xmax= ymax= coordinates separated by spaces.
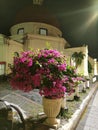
xmin=17 ymin=28 xmax=24 ymax=35
xmin=14 ymin=52 xmax=19 ymax=57
xmin=39 ymin=28 xmax=48 ymax=36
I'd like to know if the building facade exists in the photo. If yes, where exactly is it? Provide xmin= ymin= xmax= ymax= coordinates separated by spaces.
xmin=0 ymin=4 xmax=91 ymax=76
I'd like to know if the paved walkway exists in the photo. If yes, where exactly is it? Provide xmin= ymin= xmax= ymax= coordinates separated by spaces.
xmin=76 ymin=89 xmax=98 ymax=130
xmin=0 ymin=81 xmax=98 ymax=130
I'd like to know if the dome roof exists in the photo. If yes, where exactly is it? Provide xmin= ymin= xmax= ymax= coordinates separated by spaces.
xmin=14 ymin=5 xmax=60 ymax=28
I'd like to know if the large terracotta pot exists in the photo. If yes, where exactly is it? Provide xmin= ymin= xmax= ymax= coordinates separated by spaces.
xmin=42 ymin=97 xmax=62 ymax=126
xmin=75 ymin=86 xmax=80 ymax=97
xmin=66 ymin=91 xmax=75 ymax=101
xmin=61 ymin=94 xmax=67 ymax=109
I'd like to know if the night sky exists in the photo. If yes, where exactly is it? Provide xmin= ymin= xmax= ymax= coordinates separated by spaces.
xmin=0 ymin=0 xmax=98 ymax=59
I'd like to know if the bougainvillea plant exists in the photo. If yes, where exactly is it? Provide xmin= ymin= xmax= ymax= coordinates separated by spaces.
xmin=10 ymin=49 xmax=68 ymax=99
xmin=9 ymin=49 xmax=83 ymax=99
xmin=63 ymin=65 xmax=83 ymax=94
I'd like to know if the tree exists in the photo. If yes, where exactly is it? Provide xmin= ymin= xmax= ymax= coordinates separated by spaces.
xmin=71 ymin=51 xmax=85 ymax=68
xmin=88 ymin=60 xmax=92 ymax=73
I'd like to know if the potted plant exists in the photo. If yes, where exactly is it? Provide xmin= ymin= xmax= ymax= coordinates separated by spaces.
xmin=9 ymin=49 xmax=68 ymax=127
xmin=9 ymin=49 xmax=83 ymax=126
xmin=63 ymin=65 xmax=83 ymax=101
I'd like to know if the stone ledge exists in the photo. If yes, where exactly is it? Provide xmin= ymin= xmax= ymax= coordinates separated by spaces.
xmin=58 ymin=82 xmax=98 ymax=130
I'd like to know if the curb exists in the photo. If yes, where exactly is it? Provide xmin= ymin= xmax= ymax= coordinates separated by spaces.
xmin=58 ymin=82 xmax=98 ymax=130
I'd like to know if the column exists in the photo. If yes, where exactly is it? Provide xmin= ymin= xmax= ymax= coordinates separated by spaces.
xmin=94 ymin=58 xmax=98 ymax=75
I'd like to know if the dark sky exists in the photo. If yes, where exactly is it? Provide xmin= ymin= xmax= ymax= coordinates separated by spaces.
xmin=0 ymin=0 xmax=98 ymax=59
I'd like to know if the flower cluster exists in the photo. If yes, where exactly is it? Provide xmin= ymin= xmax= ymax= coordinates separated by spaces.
xmin=9 ymin=49 xmax=83 ymax=99
xmin=10 ymin=49 xmax=68 ymax=99
xmin=63 ymin=65 xmax=83 ymax=93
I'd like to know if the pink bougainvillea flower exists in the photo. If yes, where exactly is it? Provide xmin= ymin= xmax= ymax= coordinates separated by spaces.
xmin=9 ymin=49 xmax=83 ymax=98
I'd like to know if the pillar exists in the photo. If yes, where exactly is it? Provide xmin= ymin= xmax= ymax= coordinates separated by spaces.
xmin=94 ymin=58 xmax=98 ymax=75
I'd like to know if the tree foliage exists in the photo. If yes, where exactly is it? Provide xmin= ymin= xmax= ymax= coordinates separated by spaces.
xmin=72 ymin=51 xmax=85 ymax=68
